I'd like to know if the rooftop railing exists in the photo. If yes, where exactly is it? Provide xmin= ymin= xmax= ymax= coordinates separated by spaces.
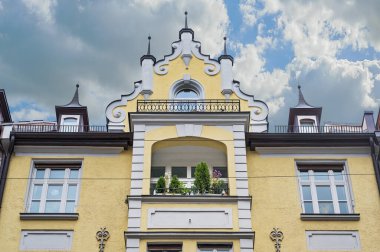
xmin=137 ymin=99 xmax=240 ymax=113
xmin=275 ymin=125 xmax=366 ymax=134
xmin=12 ymin=124 xmax=108 ymax=133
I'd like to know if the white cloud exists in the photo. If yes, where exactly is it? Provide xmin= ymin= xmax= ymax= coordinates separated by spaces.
xmin=239 ymin=0 xmax=258 ymax=27
xmin=12 ymin=107 xmax=50 ymax=122
xmin=22 ymin=0 xmax=57 ymax=25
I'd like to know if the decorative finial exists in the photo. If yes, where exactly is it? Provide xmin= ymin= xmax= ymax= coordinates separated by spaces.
xmin=298 ymin=85 xmax=301 ymax=90
xmin=223 ymin=36 xmax=227 ymax=55
xmin=76 ymin=83 xmax=79 ymax=88
xmin=147 ymin=35 xmax=151 ymax=55
xmin=185 ymin=11 xmax=188 ymax=28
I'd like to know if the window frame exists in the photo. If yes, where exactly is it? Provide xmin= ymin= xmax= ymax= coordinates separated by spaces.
xmin=197 ymin=243 xmax=233 ymax=252
xmin=25 ymin=160 xmax=82 ymax=214
xmin=296 ymin=161 xmax=355 ymax=215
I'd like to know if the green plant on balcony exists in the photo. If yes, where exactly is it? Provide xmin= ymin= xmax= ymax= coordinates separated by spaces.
xmin=155 ymin=176 xmax=166 ymax=194
xmin=194 ymin=162 xmax=211 ymax=194
xmin=211 ymin=168 xmax=226 ymax=194
xmin=169 ymin=175 xmax=187 ymax=194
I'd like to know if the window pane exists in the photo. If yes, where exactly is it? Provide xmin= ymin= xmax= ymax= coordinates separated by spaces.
xmin=69 ymin=169 xmax=79 ymax=179
xmin=299 ymin=171 xmax=309 ymax=181
xmin=175 ymin=89 xmax=198 ymax=99
xmin=334 ymin=171 xmax=343 ymax=180
xmin=49 ymin=169 xmax=65 ymax=179
xmin=30 ymin=201 xmax=40 ymax=212
xmin=336 ymin=185 xmax=347 ymax=200
xmin=191 ymin=167 xmax=196 ymax=178
xmin=214 ymin=167 xmax=228 ymax=178
xmin=339 ymin=202 xmax=349 ymax=213
xmin=316 ymin=186 xmax=332 ymax=200
xmin=45 ymin=201 xmax=61 ymax=213
xmin=172 ymin=167 xmax=187 ymax=178
xmin=302 ymin=186 xmax=312 ymax=200
xmin=314 ymin=171 xmax=329 ymax=180
xmin=35 ymin=169 xmax=45 ymax=179
xmin=319 ymin=202 xmax=334 ymax=214
xmin=32 ymin=185 xmax=43 ymax=199
xmin=304 ymin=202 xmax=314 ymax=213
xmin=151 ymin=167 xmax=165 ymax=178
xmin=65 ymin=201 xmax=75 ymax=213
xmin=47 ymin=185 xmax=63 ymax=200
xmin=67 ymin=185 xmax=77 ymax=200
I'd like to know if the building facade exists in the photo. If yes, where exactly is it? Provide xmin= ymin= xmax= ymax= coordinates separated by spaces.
xmin=1 ymin=16 xmax=380 ymax=252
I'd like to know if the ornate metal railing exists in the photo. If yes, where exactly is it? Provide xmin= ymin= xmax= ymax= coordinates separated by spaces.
xmin=12 ymin=124 xmax=108 ymax=133
xmin=275 ymin=125 xmax=366 ymax=134
xmin=137 ymin=99 xmax=240 ymax=113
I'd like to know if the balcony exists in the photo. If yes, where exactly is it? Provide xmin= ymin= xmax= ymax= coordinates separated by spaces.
xmin=12 ymin=124 xmax=108 ymax=133
xmin=275 ymin=125 xmax=366 ymax=134
xmin=137 ymin=99 xmax=240 ymax=113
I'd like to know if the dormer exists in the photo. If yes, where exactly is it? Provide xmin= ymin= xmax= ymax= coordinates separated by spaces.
xmin=288 ymin=86 xmax=322 ymax=133
xmin=55 ymin=84 xmax=89 ymax=132
xmin=0 ymin=89 xmax=12 ymax=124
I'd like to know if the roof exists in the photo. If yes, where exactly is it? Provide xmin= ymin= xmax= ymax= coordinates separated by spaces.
xmin=0 ymin=89 xmax=12 ymax=123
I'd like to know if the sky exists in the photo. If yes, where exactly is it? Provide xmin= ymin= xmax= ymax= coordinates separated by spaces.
xmin=0 ymin=0 xmax=379 ymax=130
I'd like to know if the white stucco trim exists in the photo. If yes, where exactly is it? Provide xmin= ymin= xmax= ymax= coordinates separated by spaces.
xmin=105 ymin=81 xmax=143 ymax=129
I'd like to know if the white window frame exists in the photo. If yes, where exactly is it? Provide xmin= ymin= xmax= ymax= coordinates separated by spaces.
xmin=25 ymin=161 xmax=82 ymax=214
xmin=296 ymin=161 xmax=354 ymax=214
xmin=60 ymin=115 xmax=81 ymax=132
xmin=197 ymin=244 xmax=232 ymax=252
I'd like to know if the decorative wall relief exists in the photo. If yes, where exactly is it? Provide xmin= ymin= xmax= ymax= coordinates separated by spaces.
xmin=96 ymin=227 xmax=110 ymax=252
xmin=270 ymin=227 xmax=284 ymax=252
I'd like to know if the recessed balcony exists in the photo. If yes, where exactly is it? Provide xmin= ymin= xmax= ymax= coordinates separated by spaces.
xmin=137 ymin=99 xmax=240 ymax=113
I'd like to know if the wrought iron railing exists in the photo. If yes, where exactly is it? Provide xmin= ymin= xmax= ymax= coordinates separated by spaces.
xmin=12 ymin=124 xmax=108 ymax=133
xmin=275 ymin=125 xmax=366 ymax=134
xmin=137 ymin=99 xmax=240 ymax=113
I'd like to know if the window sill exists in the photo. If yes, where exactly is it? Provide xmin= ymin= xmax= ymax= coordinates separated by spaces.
xmin=300 ymin=213 xmax=360 ymax=221
xmin=20 ymin=213 xmax=79 ymax=220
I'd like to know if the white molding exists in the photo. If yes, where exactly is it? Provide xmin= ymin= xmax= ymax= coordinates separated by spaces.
xmin=176 ymin=124 xmax=202 ymax=137
xmin=14 ymin=146 xmax=124 ymax=155
xmin=20 ymin=230 xmax=74 ymax=251
xmin=147 ymin=208 xmax=233 ymax=229
xmin=232 ymin=82 xmax=268 ymax=132
xmin=105 ymin=81 xmax=143 ymax=127
xmin=169 ymin=78 xmax=205 ymax=99
xmin=306 ymin=230 xmax=360 ymax=250
xmin=255 ymin=146 xmax=371 ymax=156
xmin=154 ymin=31 xmax=220 ymax=76
xmin=130 ymin=113 xmax=250 ymax=130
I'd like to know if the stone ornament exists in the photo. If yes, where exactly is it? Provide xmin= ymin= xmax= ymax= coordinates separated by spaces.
xmin=96 ymin=227 xmax=110 ymax=252
xmin=270 ymin=227 xmax=284 ymax=252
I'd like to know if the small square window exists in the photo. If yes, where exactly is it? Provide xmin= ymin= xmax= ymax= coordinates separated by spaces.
xmin=151 ymin=167 xmax=166 ymax=178
xmin=297 ymin=163 xmax=353 ymax=215
xmin=26 ymin=162 xmax=81 ymax=214
xmin=172 ymin=167 xmax=187 ymax=178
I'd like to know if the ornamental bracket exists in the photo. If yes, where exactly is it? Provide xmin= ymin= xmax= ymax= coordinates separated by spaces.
xmin=270 ymin=227 xmax=284 ymax=252
xmin=96 ymin=227 xmax=110 ymax=252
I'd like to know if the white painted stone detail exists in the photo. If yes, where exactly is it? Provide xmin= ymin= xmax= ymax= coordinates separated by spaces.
xmin=176 ymin=124 xmax=202 ymax=137
xmin=20 ymin=231 xmax=73 ymax=251
xmin=306 ymin=231 xmax=360 ymax=250
xmin=148 ymin=208 xmax=232 ymax=229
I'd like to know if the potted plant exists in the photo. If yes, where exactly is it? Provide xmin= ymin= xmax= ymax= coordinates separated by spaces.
xmin=155 ymin=176 xmax=166 ymax=194
xmin=194 ymin=162 xmax=211 ymax=194
xmin=169 ymin=175 xmax=181 ymax=194
xmin=211 ymin=169 xmax=226 ymax=195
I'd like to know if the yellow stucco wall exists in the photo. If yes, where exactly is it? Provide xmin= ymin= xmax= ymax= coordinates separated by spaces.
xmin=116 ymin=56 xmax=251 ymax=132
xmin=247 ymin=151 xmax=380 ymax=252
xmin=0 ymin=151 xmax=132 ymax=252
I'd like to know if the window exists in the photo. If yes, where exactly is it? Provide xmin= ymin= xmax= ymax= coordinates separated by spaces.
xmin=297 ymin=163 xmax=353 ymax=214
xmin=60 ymin=115 xmax=80 ymax=132
xmin=197 ymin=244 xmax=232 ymax=252
xmin=175 ymin=88 xmax=199 ymax=99
xmin=299 ymin=119 xmax=317 ymax=133
xmin=147 ymin=243 xmax=182 ymax=252
xmin=172 ymin=167 xmax=187 ymax=178
xmin=27 ymin=162 xmax=81 ymax=213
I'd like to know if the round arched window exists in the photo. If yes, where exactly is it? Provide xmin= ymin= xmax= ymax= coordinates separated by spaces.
xmin=175 ymin=88 xmax=199 ymax=99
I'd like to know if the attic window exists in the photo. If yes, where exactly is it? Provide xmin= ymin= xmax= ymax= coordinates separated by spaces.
xmin=300 ymin=119 xmax=315 ymax=127
xmin=175 ymin=88 xmax=199 ymax=99
xmin=170 ymin=79 xmax=204 ymax=100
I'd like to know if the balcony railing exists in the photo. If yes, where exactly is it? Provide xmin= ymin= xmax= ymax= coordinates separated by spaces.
xmin=275 ymin=125 xmax=366 ymax=134
xmin=12 ymin=124 xmax=108 ymax=133
xmin=137 ymin=99 xmax=240 ymax=113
